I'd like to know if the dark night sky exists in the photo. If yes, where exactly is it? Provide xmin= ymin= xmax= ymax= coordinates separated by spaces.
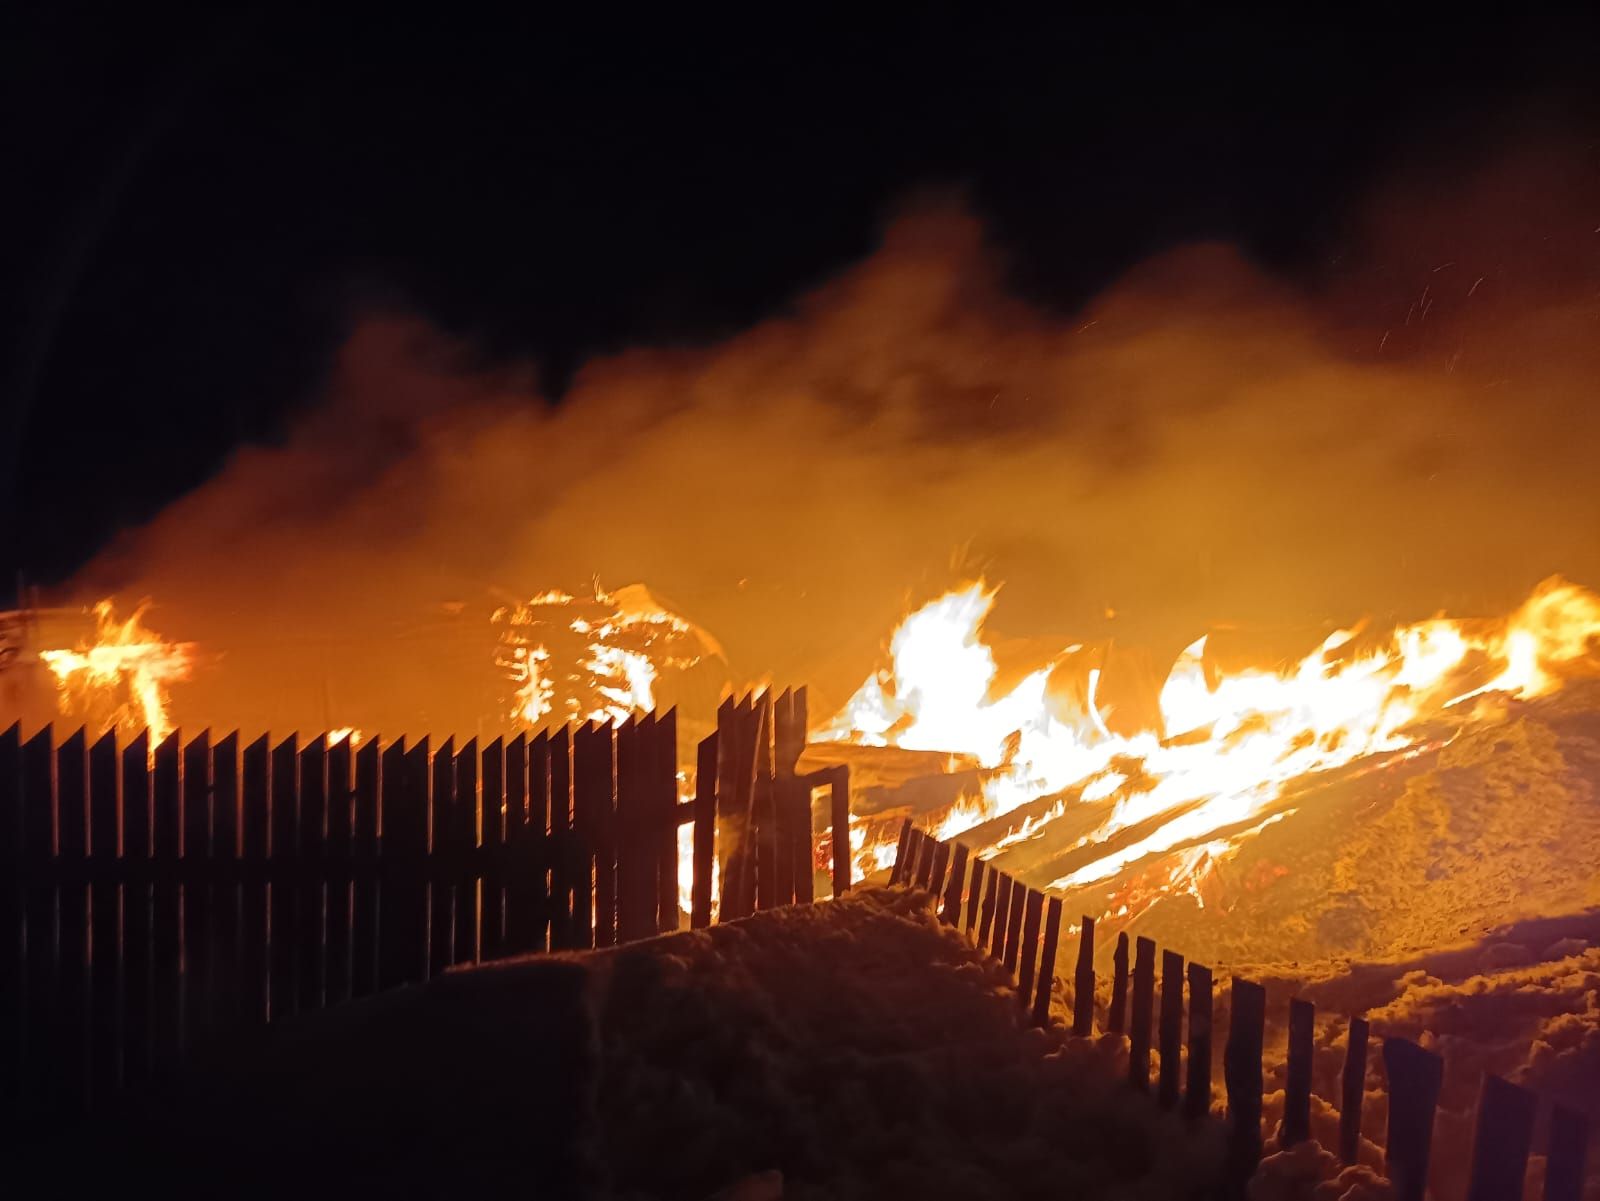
xmin=5 ymin=10 xmax=1600 ymax=602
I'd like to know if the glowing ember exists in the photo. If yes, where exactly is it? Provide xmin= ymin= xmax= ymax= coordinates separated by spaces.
xmin=38 ymin=600 xmax=193 ymax=744
xmin=822 ymin=577 xmax=1600 ymax=894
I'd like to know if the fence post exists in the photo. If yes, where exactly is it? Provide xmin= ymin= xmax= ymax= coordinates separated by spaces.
xmin=1129 ymin=936 xmax=1156 ymax=1091
xmin=940 ymin=843 xmax=968 ymax=925
xmin=0 ymin=723 xmax=19 ymax=1118
xmin=1545 ymin=1103 xmax=1589 ymax=1201
xmin=56 ymin=728 xmax=89 ymax=1114
xmin=1339 ymin=1017 xmax=1369 ymax=1164
xmin=1016 ymin=889 xmax=1044 ymax=1007
xmin=1108 ymin=932 xmax=1129 ymax=1034
xmin=1185 ymin=962 xmax=1213 ymax=1120
xmin=1282 ymin=998 xmax=1315 ymax=1146
xmin=1224 ymin=978 xmax=1267 ymax=1197
xmin=1382 ymin=1037 xmax=1444 ymax=1201
xmin=1159 ymin=949 xmax=1184 ymax=1110
xmin=1032 ymin=897 xmax=1062 ymax=1026
xmin=1072 ymin=915 xmax=1096 ymax=1036
xmin=1463 ymin=1074 xmax=1537 ymax=1201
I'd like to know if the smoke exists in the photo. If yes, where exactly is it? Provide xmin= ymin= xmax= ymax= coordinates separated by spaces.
xmin=63 ymin=134 xmax=1600 ymax=737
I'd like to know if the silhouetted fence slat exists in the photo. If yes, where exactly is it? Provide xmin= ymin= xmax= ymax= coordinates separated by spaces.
xmin=1383 ymin=1037 xmax=1444 ymax=1201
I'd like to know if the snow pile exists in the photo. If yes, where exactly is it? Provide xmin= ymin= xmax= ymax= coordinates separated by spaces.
xmin=590 ymin=887 xmax=1224 ymax=1200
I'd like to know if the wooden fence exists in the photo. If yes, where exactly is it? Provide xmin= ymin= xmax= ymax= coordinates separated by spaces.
xmin=891 ymin=820 xmax=1591 ymax=1201
xmin=0 ymin=686 xmax=850 ymax=1121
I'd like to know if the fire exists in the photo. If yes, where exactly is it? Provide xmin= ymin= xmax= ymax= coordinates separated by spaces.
xmin=38 ymin=599 xmax=193 ymax=744
xmin=823 ymin=577 xmax=1600 ymax=895
xmin=493 ymin=583 xmax=721 ymax=728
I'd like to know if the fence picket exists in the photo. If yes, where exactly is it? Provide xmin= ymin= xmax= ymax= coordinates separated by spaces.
xmin=1382 ymin=1038 xmax=1444 ymax=1201
xmin=1129 ymin=936 xmax=1156 ymax=1091
xmin=86 ymin=730 xmax=119 ymax=1102
xmin=1338 ymin=1017 xmax=1369 ymax=1164
xmin=1072 ymin=916 xmax=1095 ymax=1036
xmin=1225 ymin=979 xmax=1268 ymax=1195
xmin=1464 ymin=1073 xmax=1536 ymax=1201
xmin=239 ymin=736 xmax=270 ymax=1026
xmin=1185 ymin=963 xmax=1213 ymax=1120
xmin=1016 ymin=888 xmax=1044 ymax=1007
xmin=1283 ymin=998 xmax=1315 ymax=1145
xmin=1159 ymin=950 xmax=1184 ymax=1110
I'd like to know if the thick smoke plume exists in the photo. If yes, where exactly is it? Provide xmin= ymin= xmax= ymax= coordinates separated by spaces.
xmin=64 ymin=136 xmax=1600 ymax=738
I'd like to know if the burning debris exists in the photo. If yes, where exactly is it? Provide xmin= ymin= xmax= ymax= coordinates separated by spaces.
xmin=819 ymin=576 xmax=1600 ymax=921
xmin=491 ymin=582 xmax=724 ymax=727
xmin=2 ymin=599 xmax=193 ymax=744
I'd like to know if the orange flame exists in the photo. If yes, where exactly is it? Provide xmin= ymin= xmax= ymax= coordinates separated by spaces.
xmin=824 ymin=576 xmax=1600 ymax=890
xmin=38 ymin=600 xmax=193 ymax=744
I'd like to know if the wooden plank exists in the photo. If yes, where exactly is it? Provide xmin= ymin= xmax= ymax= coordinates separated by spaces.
xmin=20 ymin=726 xmax=56 ymax=1115
xmin=1001 ymin=876 xmax=1026 ymax=976
xmin=1185 ymin=963 xmax=1214 ymax=1121
xmin=752 ymin=697 xmax=776 ymax=913
xmin=1338 ymin=1017 xmax=1369 ymax=1163
xmin=889 ymin=818 xmax=913 ymax=886
xmin=87 ymin=730 xmax=120 ymax=1103
xmin=476 ymin=738 xmax=502 ymax=965
xmin=350 ymin=739 xmax=380 ymax=996
xmin=613 ymin=718 xmax=642 ymax=941
xmin=268 ymin=734 xmax=298 ymax=1020
xmin=182 ymin=729 xmax=212 ymax=1050
xmin=500 ymin=733 xmax=526 ymax=954
xmin=429 ymin=736 xmax=456 ymax=973
xmin=1159 ymin=949 xmax=1184 ymax=1110
xmin=324 ymin=733 xmax=352 ymax=1003
xmin=1544 ymin=1103 xmax=1589 ymax=1201
xmin=770 ymin=690 xmax=794 ymax=907
xmin=120 ymin=731 xmax=151 ymax=1083
xmin=829 ymin=767 xmax=849 ymax=898
xmin=1128 ymin=936 xmax=1155 ymax=1091
xmin=788 ymin=689 xmax=812 ymax=905
xmin=964 ymin=858 xmax=986 ymax=938
xmin=548 ymin=727 xmax=574 ymax=948
xmin=1031 ymin=896 xmax=1062 ymax=1027
xmin=572 ymin=724 xmax=607 ymax=949
xmin=1224 ymin=978 xmax=1268 ymax=1195
xmin=523 ymin=731 xmax=551 ymax=953
xmin=1015 ymin=888 xmax=1044 ymax=1008
xmin=297 ymin=734 xmax=327 ymax=1011
xmin=55 ymin=729 xmax=89 ymax=1113
xmin=927 ymin=840 xmax=950 ymax=904
xmin=238 ymin=735 xmax=270 ymax=1027
xmin=0 ymin=723 xmax=20 ymax=1116
xmin=976 ymin=863 xmax=999 ymax=948
xmin=453 ymin=738 xmax=479 ymax=964
xmin=939 ymin=842 xmax=968 ymax=925
xmin=150 ymin=731 xmax=182 ymax=1064
xmin=913 ymin=833 xmax=934 ymax=891
xmin=211 ymin=732 xmax=240 ymax=1033
xmin=1072 ymin=915 xmax=1095 ymax=1036
xmin=986 ymin=872 xmax=1011 ymax=960
xmin=1464 ymin=1073 xmax=1536 ymax=1201
xmin=655 ymin=708 xmax=679 ymax=932
xmin=376 ymin=738 xmax=419 ymax=990
xmin=1282 ymin=997 xmax=1314 ymax=1145
xmin=1382 ymin=1038 xmax=1444 ymax=1201
xmin=1108 ymin=932 xmax=1129 ymax=1034
xmin=691 ymin=733 xmax=716 ymax=930
xmin=478 ymin=737 xmax=504 ymax=962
